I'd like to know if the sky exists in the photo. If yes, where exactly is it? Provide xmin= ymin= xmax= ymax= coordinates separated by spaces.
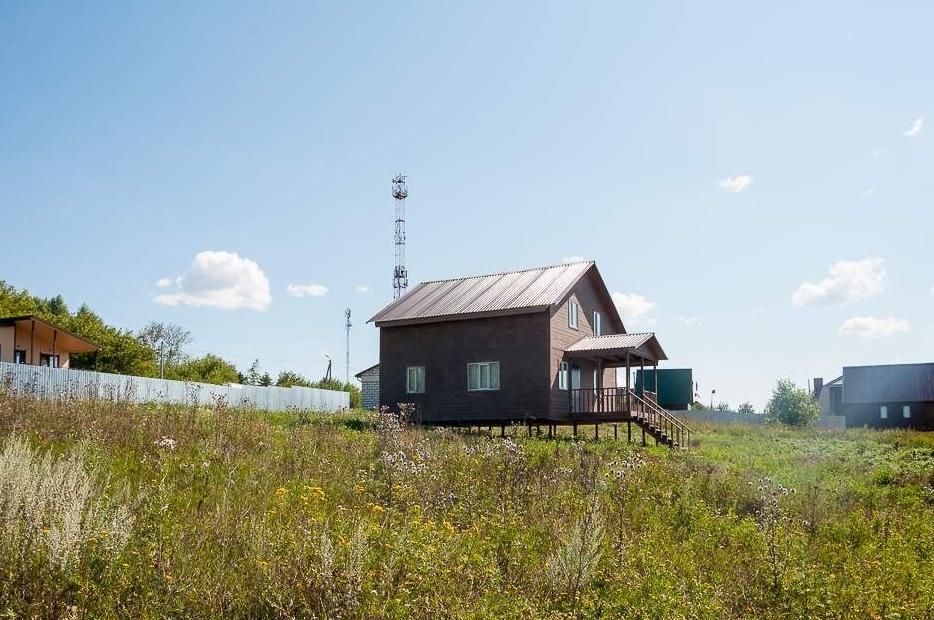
xmin=1 ymin=1 xmax=932 ymax=409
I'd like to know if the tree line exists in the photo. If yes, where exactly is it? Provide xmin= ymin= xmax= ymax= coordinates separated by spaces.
xmin=0 ymin=280 xmax=361 ymax=406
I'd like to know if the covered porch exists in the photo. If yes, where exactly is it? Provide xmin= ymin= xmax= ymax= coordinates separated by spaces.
xmin=0 ymin=315 xmax=100 ymax=368
xmin=564 ymin=332 xmax=668 ymax=417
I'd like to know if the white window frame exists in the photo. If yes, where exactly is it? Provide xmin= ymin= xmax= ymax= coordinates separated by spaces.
xmin=903 ymin=405 xmax=911 ymax=419
xmin=880 ymin=405 xmax=888 ymax=420
xmin=406 ymin=366 xmax=425 ymax=394
xmin=559 ymin=362 xmax=569 ymax=390
xmin=568 ymin=301 xmax=579 ymax=329
xmin=593 ymin=311 xmax=602 ymax=336
xmin=467 ymin=361 xmax=500 ymax=391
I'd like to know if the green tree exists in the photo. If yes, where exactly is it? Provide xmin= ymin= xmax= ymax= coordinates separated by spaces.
xmin=715 ymin=401 xmax=731 ymax=412
xmin=167 ymin=355 xmax=240 ymax=385
xmin=137 ymin=322 xmax=192 ymax=378
xmin=259 ymin=372 xmax=273 ymax=387
xmin=245 ymin=360 xmax=263 ymax=385
xmin=737 ymin=401 xmax=756 ymax=415
xmin=764 ymin=379 xmax=819 ymax=426
xmin=275 ymin=371 xmax=312 ymax=388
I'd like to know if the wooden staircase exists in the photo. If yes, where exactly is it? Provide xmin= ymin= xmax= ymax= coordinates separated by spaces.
xmin=626 ymin=389 xmax=693 ymax=449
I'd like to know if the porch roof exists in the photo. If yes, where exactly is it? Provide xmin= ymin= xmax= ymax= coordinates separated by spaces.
xmin=565 ymin=332 xmax=667 ymax=364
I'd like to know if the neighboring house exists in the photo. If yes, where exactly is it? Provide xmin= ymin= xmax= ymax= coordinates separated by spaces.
xmin=0 ymin=315 xmax=100 ymax=368
xmin=354 ymin=363 xmax=380 ymax=410
xmin=369 ymin=261 xmax=691 ymax=447
xmin=634 ymin=368 xmax=694 ymax=411
xmin=814 ymin=363 xmax=934 ymax=430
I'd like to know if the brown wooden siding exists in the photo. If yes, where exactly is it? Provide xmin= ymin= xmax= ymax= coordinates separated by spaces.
xmin=379 ymin=313 xmax=551 ymax=423
xmin=548 ymin=271 xmax=621 ymax=418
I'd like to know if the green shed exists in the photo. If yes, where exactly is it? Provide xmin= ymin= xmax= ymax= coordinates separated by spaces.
xmin=635 ymin=368 xmax=694 ymax=411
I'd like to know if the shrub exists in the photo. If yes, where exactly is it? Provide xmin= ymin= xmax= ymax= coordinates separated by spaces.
xmin=765 ymin=379 xmax=819 ymax=426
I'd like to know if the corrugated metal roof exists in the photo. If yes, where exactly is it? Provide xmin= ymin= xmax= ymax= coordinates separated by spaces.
xmin=565 ymin=333 xmax=655 ymax=352
xmin=842 ymin=363 xmax=934 ymax=404
xmin=369 ymin=261 xmax=594 ymax=325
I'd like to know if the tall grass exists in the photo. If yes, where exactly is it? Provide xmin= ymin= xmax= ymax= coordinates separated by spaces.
xmin=0 ymin=389 xmax=931 ymax=618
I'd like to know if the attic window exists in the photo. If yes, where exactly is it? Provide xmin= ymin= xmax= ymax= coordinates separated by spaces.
xmin=569 ymin=301 xmax=579 ymax=329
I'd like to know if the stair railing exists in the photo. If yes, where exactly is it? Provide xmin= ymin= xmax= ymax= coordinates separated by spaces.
xmin=627 ymin=388 xmax=693 ymax=448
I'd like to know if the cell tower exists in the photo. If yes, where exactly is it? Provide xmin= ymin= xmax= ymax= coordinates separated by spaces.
xmin=392 ymin=174 xmax=408 ymax=299
xmin=344 ymin=308 xmax=352 ymax=382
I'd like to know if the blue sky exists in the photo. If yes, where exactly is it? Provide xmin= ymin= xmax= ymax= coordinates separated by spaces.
xmin=2 ymin=1 xmax=932 ymax=409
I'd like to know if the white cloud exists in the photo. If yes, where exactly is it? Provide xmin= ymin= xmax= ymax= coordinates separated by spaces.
xmin=562 ymin=256 xmax=588 ymax=263
xmin=718 ymin=175 xmax=753 ymax=193
xmin=839 ymin=316 xmax=909 ymax=338
xmin=903 ymin=117 xmax=923 ymax=137
xmin=287 ymin=283 xmax=329 ymax=298
xmin=678 ymin=316 xmax=698 ymax=325
xmin=792 ymin=257 xmax=886 ymax=307
xmin=612 ymin=292 xmax=655 ymax=324
xmin=356 ymin=285 xmax=372 ymax=294
xmin=154 ymin=251 xmax=271 ymax=311
xmin=154 ymin=277 xmax=173 ymax=288
xmin=864 ymin=187 xmax=875 ymax=197
xmin=929 ymin=284 xmax=934 ymax=297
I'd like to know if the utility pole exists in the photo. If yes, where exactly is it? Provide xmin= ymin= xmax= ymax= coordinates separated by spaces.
xmin=344 ymin=308 xmax=352 ymax=383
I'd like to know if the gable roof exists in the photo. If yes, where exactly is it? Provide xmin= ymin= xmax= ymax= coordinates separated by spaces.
xmin=369 ymin=261 xmax=622 ymax=328
xmin=565 ymin=333 xmax=668 ymax=361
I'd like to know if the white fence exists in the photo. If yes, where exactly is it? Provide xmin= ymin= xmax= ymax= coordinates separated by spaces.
xmin=0 ymin=362 xmax=349 ymax=412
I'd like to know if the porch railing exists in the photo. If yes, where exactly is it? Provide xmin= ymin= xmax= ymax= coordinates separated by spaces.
xmin=568 ymin=387 xmax=693 ymax=448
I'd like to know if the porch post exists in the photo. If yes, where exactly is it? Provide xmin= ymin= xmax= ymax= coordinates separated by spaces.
xmin=653 ymin=360 xmax=658 ymax=402
xmin=625 ymin=351 xmax=631 ymax=413
xmin=30 ymin=319 xmax=35 ymax=365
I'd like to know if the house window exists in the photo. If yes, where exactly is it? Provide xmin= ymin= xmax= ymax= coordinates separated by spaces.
xmin=593 ymin=311 xmax=602 ymax=336
xmin=559 ymin=362 xmax=569 ymax=390
xmin=903 ymin=405 xmax=911 ymax=419
xmin=40 ymin=354 xmax=60 ymax=368
xmin=880 ymin=406 xmax=888 ymax=420
xmin=468 ymin=361 xmax=500 ymax=391
xmin=406 ymin=366 xmax=425 ymax=394
xmin=13 ymin=350 xmax=26 ymax=364
xmin=568 ymin=301 xmax=579 ymax=329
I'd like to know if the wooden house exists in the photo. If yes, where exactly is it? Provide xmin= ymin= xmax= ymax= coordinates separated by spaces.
xmin=369 ymin=261 xmax=691 ymax=447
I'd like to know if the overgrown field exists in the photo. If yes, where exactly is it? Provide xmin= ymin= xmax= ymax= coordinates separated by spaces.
xmin=1 ymin=393 xmax=932 ymax=619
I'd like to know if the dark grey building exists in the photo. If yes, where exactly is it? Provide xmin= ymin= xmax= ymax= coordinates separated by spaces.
xmin=814 ymin=362 xmax=934 ymax=430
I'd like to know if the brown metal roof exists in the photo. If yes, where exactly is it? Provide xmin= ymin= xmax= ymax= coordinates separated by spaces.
xmin=565 ymin=332 xmax=668 ymax=361
xmin=369 ymin=261 xmax=596 ymax=326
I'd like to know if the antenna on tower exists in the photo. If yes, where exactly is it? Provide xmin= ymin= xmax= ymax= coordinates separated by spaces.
xmin=392 ymin=174 xmax=408 ymax=299
xmin=344 ymin=308 xmax=352 ymax=383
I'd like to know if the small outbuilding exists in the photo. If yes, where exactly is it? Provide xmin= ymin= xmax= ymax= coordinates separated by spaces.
xmin=354 ymin=363 xmax=380 ymax=410
xmin=0 ymin=315 xmax=100 ymax=368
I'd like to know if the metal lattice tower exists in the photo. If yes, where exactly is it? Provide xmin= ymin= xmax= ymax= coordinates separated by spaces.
xmin=392 ymin=174 xmax=408 ymax=299
xmin=344 ymin=308 xmax=352 ymax=382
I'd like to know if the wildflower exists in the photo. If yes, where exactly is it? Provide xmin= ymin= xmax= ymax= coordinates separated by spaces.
xmin=370 ymin=503 xmax=385 ymax=513
xmin=275 ymin=487 xmax=289 ymax=497
xmin=154 ymin=437 xmax=177 ymax=450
